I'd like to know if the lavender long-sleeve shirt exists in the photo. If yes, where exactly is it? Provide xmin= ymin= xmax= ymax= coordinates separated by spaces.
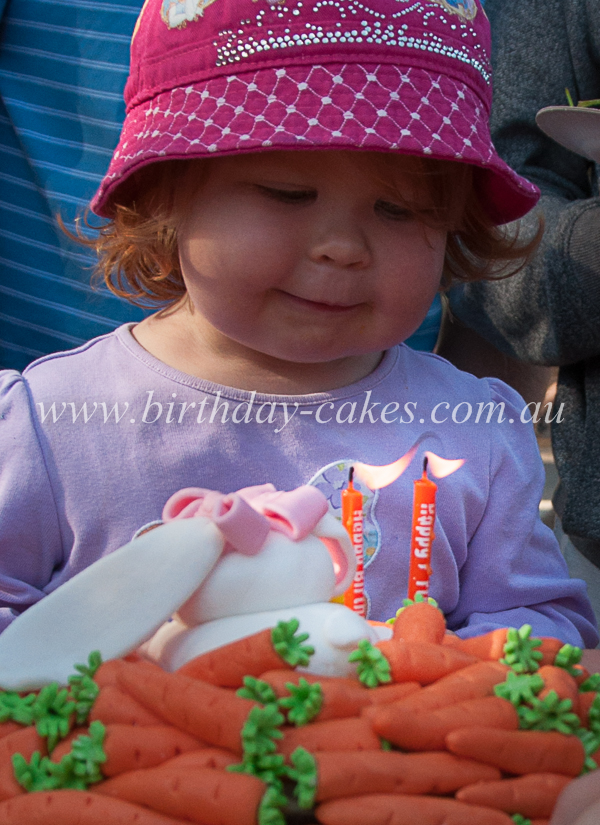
xmin=1 ymin=324 xmax=597 ymax=646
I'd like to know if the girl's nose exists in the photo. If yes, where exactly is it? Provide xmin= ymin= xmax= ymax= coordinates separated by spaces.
xmin=309 ymin=215 xmax=371 ymax=268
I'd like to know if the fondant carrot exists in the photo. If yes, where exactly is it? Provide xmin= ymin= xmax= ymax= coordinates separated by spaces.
xmin=455 ymin=772 xmax=572 ymax=818
xmin=445 ymin=726 xmax=586 ymax=776
xmin=97 ymin=764 xmax=266 ymax=825
xmin=376 ymin=639 xmax=477 ymax=684
xmin=89 ymin=684 xmax=163 ymax=727
xmin=260 ymin=670 xmax=420 ymax=720
xmin=279 ymin=716 xmax=381 ymax=757
xmin=260 ymin=670 xmax=372 ymax=719
xmin=369 ymin=695 xmax=518 ymax=751
xmin=0 ymin=726 xmax=47 ymax=801
xmin=577 ymin=690 xmax=597 ymax=727
xmin=48 ymin=726 xmax=87 ymax=761
xmin=391 ymin=602 xmax=446 ymax=645
xmin=0 ymin=723 xmax=21 ymax=742
xmin=442 ymin=628 xmax=508 ymax=660
xmin=442 ymin=631 xmax=563 ymax=667
xmin=537 ymin=665 xmax=579 ymax=706
xmin=116 ymin=660 xmax=255 ymax=753
xmin=178 ymin=630 xmax=292 ymax=687
xmin=315 ymin=793 xmax=514 ymax=824
xmin=93 ymin=659 xmax=124 ymax=688
xmin=538 ymin=637 xmax=567 ymax=666
xmin=310 ymin=750 xmax=501 ymax=801
xmin=572 ymin=666 xmax=592 ymax=687
xmin=367 ymin=682 xmax=423 ymax=704
xmin=51 ymin=724 xmax=203 ymax=777
xmin=103 ymin=725 xmax=203 ymax=777
xmin=365 ymin=660 xmax=509 ymax=719
xmin=154 ymin=747 xmax=238 ymax=771
xmin=0 ymin=789 xmax=187 ymax=824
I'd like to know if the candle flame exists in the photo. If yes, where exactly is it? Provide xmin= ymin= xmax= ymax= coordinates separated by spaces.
xmin=353 ymin=445 xmax=419 ymax=490
xmin=353 ymin=448 xmax=464 ymax=490
xmin=424 ymin=453 xmax=464 ymax=479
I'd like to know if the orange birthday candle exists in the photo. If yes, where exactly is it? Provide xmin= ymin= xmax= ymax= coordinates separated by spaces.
xmin=341 ymin=467 xmax=366 ymax=616
xmin=407 ymin=458 xmax=437 ymax=601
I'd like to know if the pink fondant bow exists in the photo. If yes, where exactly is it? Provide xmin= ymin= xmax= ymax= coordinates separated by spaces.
xmin=162 ymin=484 xmax=328 ymax=555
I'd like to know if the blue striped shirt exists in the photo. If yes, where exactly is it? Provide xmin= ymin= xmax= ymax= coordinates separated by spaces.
xmin=0 ymin=0 xmax=148 ymax=370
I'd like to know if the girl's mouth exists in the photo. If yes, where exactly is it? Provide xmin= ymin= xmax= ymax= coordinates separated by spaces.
xmin=282 ymin=292 xmax=362 ymax=313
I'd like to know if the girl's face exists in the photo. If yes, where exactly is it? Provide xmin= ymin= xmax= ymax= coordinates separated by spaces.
xmin=175 ymin=150 xmax=446 ymax=379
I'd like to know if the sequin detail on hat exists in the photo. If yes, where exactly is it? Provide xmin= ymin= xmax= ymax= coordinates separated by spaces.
xmin=215 ymin=0 xmax=488 ymax=81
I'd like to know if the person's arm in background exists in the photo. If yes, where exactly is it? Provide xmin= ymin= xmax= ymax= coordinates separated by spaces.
xmin=436 ymin=308 xmax=557 ymax=405
xmin=438 ymin=0 xmax=600 ymax=368
xmin=437 ymin=0 xmax=600 ymax=569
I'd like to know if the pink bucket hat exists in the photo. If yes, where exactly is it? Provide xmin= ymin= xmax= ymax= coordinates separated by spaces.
xmin=91 ymin=0 xmax=539 ymax=224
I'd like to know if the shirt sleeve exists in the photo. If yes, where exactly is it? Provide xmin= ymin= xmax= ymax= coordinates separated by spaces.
xmin=0 ymin=371 xmax=63 ymax=631
xmin=445 ymin=378 xmax=599 ymax=647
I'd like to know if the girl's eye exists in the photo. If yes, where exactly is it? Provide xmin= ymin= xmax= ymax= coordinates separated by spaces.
xmin=375 ymin=199 xmax=415 ymax=221
xmin=256 ymin=186 xmax=316 ymax=204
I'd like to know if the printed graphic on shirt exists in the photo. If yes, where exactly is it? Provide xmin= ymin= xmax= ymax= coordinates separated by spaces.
xmin=161 ymin=0 xmax=218 ymax=28
xmin=430 ymin=0 xmax=477 ymax=20
xmin=308 ymin=458 xmax=381 ymax=571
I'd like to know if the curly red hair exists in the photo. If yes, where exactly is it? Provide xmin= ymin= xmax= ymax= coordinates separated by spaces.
xmin=80 ymin=154 xmax=541 ymax=308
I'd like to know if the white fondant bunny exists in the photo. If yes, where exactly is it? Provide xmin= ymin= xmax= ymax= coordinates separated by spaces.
xmin=0 ymin=484 xmax=388 ymax=690
xmin=142 ymin=483 xmax=388 ymax=676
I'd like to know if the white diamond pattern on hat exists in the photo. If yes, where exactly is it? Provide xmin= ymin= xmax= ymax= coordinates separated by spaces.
xmin=101 ymin=63 xmax=500 ymax=204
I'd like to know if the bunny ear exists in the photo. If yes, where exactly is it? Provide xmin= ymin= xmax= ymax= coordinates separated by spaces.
xmin=0 ymin=518 xmax=225 ymax=690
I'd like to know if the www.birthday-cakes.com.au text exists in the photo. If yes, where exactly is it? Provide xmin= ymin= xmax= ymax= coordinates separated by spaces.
xmin=35 ymin=391 xmax=564 ymax=432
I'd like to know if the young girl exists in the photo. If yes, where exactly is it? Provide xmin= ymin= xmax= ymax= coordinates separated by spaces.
xmin=0 ymin=0 xmax=597 ymax=647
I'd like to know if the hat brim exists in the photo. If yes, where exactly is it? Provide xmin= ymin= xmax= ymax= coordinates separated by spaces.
xmin=536 ymin=106 xmax=600 ymax=163
xmin=92 ymin=63 xmax=538 ymax=225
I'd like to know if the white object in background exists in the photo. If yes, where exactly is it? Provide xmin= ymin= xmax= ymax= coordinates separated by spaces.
xmin=536 ymin=106 xmax=600 ymax=163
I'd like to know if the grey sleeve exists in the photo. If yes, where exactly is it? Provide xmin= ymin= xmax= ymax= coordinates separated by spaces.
xmin=449 ymin=0 xmax=600 ymax=366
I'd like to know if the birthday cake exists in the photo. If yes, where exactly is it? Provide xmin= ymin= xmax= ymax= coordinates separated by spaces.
xmin=0 ymin=484 xmax=596 ymax=824
xmin=0 ymin=604 xmax=595 ymax=824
